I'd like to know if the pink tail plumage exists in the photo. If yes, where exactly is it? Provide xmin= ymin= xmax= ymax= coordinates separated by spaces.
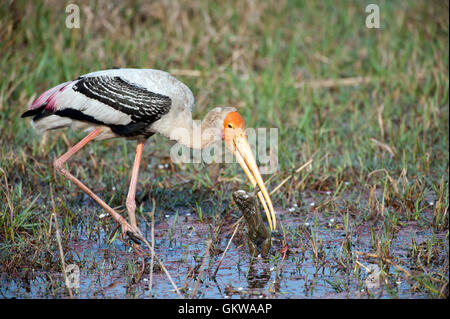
xmin=21 ymin=81 xmax=72 ymax=118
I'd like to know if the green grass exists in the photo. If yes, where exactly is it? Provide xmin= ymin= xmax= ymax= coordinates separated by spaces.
xmin=0 ymin=0 xmax=448 ymax=298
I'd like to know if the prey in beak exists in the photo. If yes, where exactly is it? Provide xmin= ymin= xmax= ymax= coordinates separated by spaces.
xmin=223 ymin=112 xmax=277 ymax=231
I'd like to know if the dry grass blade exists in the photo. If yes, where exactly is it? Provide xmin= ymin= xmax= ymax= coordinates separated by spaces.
xmin=370 ymin=138 xmax=397 ymax=157
xmin=213 ymin=216 xmax=244 ymax=278
xmin=169 ymin=69 xmax=202 ymax=77
xmin=354 ymin=250 xmax=411 ymax=277
xmin=52 ymin=213 xmax=74 ymax=298
xmin=148 ymin=198 xmax=156 ymax=298
xmin=377 ymin=104 xmax=385 ymax=140
xmin=135 ymin=233 xmax=183 ymax=298
xmin=191 ymin=239 xmax=213 ymax=298
xmin=270 ymin=157 xmax=314 ymax=195
xmin=50 ymin=187 xmax=73 ymax=299
xmin=294 ymin=76 xmax=373 ymax=89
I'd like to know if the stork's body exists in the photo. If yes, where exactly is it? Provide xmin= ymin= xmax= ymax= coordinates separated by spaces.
xmin=25 ymin=69 xmax=196 ymax=141
xmin=22 ymin=68 xmax=276 ymax=239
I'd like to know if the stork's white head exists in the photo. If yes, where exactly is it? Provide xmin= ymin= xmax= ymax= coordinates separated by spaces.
xmin=203 ymin=107 xmax=277 ymax=231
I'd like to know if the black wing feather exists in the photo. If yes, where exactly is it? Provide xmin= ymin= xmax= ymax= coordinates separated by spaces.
xmin=22 ymin=75 xmax=171 ymax=138
xmin=72 ymin=76 xmax=172 ymax=124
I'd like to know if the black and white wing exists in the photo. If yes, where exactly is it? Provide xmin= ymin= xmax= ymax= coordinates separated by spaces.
xmin=70 ymin=75 xmax=171 ymax=136
xmin=22 ymin=69 xmax=194 ymax=137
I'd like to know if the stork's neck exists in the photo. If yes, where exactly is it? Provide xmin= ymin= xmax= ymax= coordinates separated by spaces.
xmin=153 ymin=109 xmax=221 ymax=150
xmin=175 ymin=118 xmax=220 ymax=150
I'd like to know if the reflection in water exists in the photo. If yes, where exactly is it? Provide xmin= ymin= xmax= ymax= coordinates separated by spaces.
xmin=1 ymin=207 xmax=440 ymax=299
xmin=247 ymin=259 xmax=271 ymax=290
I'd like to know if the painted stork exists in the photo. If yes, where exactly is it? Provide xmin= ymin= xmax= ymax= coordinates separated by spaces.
xmin=22 ymin=68 xmax=276 ymax=240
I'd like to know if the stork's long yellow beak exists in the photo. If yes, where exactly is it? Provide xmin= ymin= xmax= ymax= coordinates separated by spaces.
xmin=225 ymin=126 xmax=276 ymax=231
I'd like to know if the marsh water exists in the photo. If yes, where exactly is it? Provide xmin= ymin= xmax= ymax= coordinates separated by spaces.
xmin=1 ymin=192 xmax=447 ymax=299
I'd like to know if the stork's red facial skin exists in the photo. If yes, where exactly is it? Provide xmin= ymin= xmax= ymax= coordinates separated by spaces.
xmin=223 ymin=112 xmax=277 ymax=231
xmin=224 ymin=112 xmax=245 ymax=130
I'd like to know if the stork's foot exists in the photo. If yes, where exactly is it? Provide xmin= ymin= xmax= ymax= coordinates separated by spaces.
xmin=126 ymin=231 xmax=143 ymax=245
xmin=120 ymin=222 xmax=144 ymax=245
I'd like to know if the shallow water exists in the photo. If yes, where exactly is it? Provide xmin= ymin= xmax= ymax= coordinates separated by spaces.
xmin=1 ymin=200 xmax=445 ymax=299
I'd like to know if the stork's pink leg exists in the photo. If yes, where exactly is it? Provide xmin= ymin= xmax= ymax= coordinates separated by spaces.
xmin=126 ymin=140 xmax=145 ymax=228
xmin=54 ymin=128 xmax=141 ymax=237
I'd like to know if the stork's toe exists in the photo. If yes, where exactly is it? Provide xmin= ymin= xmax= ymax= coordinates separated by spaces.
xmin=120 ymin=222 xmax=143 ymax=244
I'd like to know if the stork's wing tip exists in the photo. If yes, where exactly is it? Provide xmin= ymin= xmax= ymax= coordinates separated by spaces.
xmin=21 ymin=110 xmax=35 ymax=118
xmin=21 ymin=104 xmax=46 ymax=118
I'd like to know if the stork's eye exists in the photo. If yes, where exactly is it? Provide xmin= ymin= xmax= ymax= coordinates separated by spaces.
xmin=227 ymin=123 xmax=233 ymax=128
